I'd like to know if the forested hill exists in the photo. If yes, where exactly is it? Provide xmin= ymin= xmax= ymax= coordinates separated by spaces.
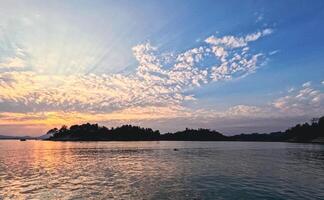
xmin=230 ymin=116 xmax=324 ymax=142
xmin=48 ymin=116 xmax=324 ymax=143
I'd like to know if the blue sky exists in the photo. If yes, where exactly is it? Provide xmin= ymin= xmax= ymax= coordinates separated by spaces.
xmin=0 ymin=0 xmax=323 ymax=136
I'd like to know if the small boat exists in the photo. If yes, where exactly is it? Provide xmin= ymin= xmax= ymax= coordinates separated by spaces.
xmin=20 ymin=138 xmax=27 ymax=141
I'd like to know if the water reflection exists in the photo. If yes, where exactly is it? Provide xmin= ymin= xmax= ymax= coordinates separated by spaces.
xmin=0 ymin=141 xmax=324 ymax=199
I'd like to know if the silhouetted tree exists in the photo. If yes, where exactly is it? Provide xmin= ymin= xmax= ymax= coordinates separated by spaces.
xmin=48 ymin=116 xmax=324 ymax=142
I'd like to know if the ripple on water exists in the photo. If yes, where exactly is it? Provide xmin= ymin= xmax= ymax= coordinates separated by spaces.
xmin=0 ymin=141 xmax=324 ymax=199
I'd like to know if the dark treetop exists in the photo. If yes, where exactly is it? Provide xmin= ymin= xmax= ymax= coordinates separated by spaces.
xmin=48 ymin=116 xmax=324 ymax=143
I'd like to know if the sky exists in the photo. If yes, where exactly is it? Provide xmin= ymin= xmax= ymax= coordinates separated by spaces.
xmin=0 ymin=0 xmax=323 ymax=136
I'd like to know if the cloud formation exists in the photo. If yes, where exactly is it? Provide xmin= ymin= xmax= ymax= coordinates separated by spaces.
xmin=0 ymin=29 xmax=271 ymax=114
xmin=2 ymin=25 xmax=323 ymax=136
xmin=273 ymin=82 xmax=323 ymax=115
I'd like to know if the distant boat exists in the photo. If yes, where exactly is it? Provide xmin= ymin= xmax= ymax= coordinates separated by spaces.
xmin=20 ymin=138 xmax=27 ymax=141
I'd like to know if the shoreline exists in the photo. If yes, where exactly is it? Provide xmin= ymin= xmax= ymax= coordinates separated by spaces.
xmin=2 ymin=138 xmax=323 ymax=144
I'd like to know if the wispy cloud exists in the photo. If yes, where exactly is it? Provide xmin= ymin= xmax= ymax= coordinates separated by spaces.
xmin=302 ymin=81 xmax=311 ymax=87
xmin=182 ymin=81 xmax=324 ymax=131
xmin=254 ymin=12 xmax=264 ymax=23
xmin=0 ymin=56 xmax=26 ymax=69
xmin=273 ymin=82 xmax=323 ymax=115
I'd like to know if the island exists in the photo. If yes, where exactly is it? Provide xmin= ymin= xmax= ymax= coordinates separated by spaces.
xmin=46 ymin=116 xmax=324 ymax=143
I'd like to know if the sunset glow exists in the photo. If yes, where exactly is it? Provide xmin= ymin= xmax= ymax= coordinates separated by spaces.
xmin=0 ymin=0 xmax=323 ymax=136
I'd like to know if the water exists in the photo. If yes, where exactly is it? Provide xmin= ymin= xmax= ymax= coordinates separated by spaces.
xmin=0 ymin=141 xmax=324 ymax=200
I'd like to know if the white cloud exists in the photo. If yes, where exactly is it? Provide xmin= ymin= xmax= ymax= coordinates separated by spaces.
xmin=0 ymin=46 xmax=28 ymax=69
xmin=205 ymin=28 xmax=273 ymax=48
xmin=302 ymin=81 xmax=311 ymax=87
xmin=204 ymin=30 xmax=272 ymax=82
xmin=0 ymin=29 xmax=273 ymax=126
xmin=272 ymin=82 xmax=323 ymax=115
xmin=226 ymin=105 xmax=262 ymax=116
xmin=197 ymin=81 xmax=324 ymax=121
xmin=262 ymin=28 xmax=273 ymax=36
xmin=269 ymin=50 xmax=279 ymax=55
xmin=0 ymin=54 xmax=27 ymax=69
xmin=288 ymin=87 xmax=295 ymax=93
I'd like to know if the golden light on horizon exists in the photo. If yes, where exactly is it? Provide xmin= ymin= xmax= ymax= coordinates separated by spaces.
xmin=0 ymin=105 xmax=192 ymax=135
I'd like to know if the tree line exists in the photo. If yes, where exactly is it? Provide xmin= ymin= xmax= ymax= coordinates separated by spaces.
xmin=48 ymin=116 xmax=324 ymax=142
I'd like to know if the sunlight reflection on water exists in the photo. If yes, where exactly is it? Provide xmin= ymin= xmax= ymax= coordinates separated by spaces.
xmin=0 ymin=141 xmax=324 ymax=199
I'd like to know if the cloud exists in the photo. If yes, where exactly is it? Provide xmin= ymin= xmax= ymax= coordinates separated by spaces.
xmin=3 ymin=27 xmax=321 ymax=135
xmin=225 ymin=105 xmax=262 ymax=116
xmin=205 ymin=29 xmax=272 ymax=81
xmin=171 ymin=81 xmax=323 ymax=133
xmin=189 ymin=81 xmax=324 ymax=126
xmin=0 ymin=43 xmax=29 ymax=70
xmin=288 ymin=87 xmax=295 ymax=93
xmin=0 ymin=72 xmax=189 ymax=112
xmin=0 ymin=28 xmax=286 ymax=135
xmin=272 ymin=82 xmax=323 ymax=115
xmin=254 ymin=11 xmax=264 ymax=23
xmin=0 ymin=106 xmax=189 ymax=126
xmin=269 ymin=50 xmax=279 ymax=55
xmin=0 ymin=56 xmax=26 ymax=69
xmin=1 ymin=81 xmax=322 ymax=135
xmin=302 ymin=81 xmax=311 ymax=87
xmin=205 ymin=29 xmax=273 ymax=48
xmin=0 ymin=29 xmax=272 ymax=115
xmin=0 ymin=22 xmax=30 ymax=70
xmin=215 ymin=81 xmax=324 ymax=119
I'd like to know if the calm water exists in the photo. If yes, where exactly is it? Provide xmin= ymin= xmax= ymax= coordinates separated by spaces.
xmin=0 ymin=141 xmax=324 ymax=200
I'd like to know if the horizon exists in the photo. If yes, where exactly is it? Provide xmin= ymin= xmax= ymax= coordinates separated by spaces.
xmin=0 ymin=0 xmax=323 ymax=136
xmin=0 ymin=116 xmax=321 ymax=138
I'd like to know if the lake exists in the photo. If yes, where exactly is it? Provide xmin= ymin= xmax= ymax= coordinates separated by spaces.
xmin=0 ymin=141 xmax=324 ymax=199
